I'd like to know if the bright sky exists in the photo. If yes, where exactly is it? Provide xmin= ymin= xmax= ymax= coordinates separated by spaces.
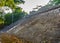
xmin=19 ymin=0 xmax=50 ymax=13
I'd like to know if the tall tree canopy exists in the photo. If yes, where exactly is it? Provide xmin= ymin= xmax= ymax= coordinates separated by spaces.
xmin=0 ymin=0 xmax=25 ymax=9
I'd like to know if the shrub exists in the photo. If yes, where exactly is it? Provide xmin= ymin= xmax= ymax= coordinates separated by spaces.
xmin=4 ymin=13 xmax=12 ymax=25
xmin=0 ymin=18 xmax=4 ymax=29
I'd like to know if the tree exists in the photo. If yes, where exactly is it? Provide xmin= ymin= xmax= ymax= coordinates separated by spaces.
xmin=0 ymin=0 xmax=25 ymax=9
xmin=4 ymin=7 xmax=27 ymax=25
xmin=48 ymin=0 xmax=60 ymax=6
xmin=0 ymin=0 xmax=26 ymax=28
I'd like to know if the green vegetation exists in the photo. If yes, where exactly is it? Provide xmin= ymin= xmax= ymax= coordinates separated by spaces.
xmin=4 ymin=8 xmax=27 ymax=25
xmin=0 ymin=0 xmax=25 ymax=9
xmin=0 ymin=18 xmax=4 ymax=28
xmin=48 ymin=0 xmax=60 ymax=6
xmin=0 ymin=18 xmax=4 ymax=24
xmin=0 ymin=0 xmax=27 ymax=29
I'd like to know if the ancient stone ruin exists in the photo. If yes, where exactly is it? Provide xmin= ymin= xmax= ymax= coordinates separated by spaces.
xmin=1 ymin=5 xmax=60 ymax=43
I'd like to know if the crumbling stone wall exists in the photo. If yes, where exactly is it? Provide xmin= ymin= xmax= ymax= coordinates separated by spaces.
xmin=6 ymin=7 xmax=60 ymax=43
